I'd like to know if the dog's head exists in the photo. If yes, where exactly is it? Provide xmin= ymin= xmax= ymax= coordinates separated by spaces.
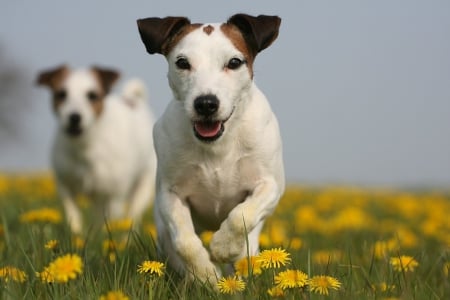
xmin=137 ymin=14 xmax=281 ymax=143
xmin=37 ymin=65 xmax=119 ymax=138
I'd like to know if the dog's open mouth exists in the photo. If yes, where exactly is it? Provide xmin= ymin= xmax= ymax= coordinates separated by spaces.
xmin=193 ymin=107 xmax=234 ymax=143
xmin=193 ymin=121 xmax=224 ymax=142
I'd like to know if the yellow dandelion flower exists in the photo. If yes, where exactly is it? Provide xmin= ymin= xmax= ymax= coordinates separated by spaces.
xmin=257 ymin=248 xmax=291 ymax=269
xmin=19 ymin=207 xmax=62 ymax=224
xmin=45 ymin=239 xmax=59 ymax=250
xmin=267 ymin=285 xmax=285 ymax=297
xmin=104 ymin=219 xmax=133 ymax=232
xmin=374 ymin=239 xmax=399 ymax=259
xmin=329 ymin=207 xmax=374 ymax=232
xmin=200 ymin=231 xmax=214 ymax=245
xmin=38 ymin=253 xmax=83 ymax=283
xmin=308 ymin=275 xmax=341 ymax=295
xmin=34 ymin=173 xmax=56 ymax=198
xmin=312 ymin=250 xmax=343 ymax=265
xmin=37 ymin=267 xmax=56 ymax=283
xmin=99 ymin=290 xmax=130 ymax=300
xmin=289 ymin=237 xmax=303 ymax=250
xmin=274 ymin=269 xmax=308 ymax=289
xmin=390 ymin=255 xmax=419 ymax=272
xmin=137 ymin=260 xmax=165 ymax=277
xmin=72 ymin=236 xmax=85 ymax=249
xmin=108 ymin=252 xmax=117 ymax=263
xmin=267 ymin=221 xmax=288 ymax=246
xmin=259 ymin=232 xmax=271 ymax=248
xmin=0 ymin=266 xmax=27 ymax=283
xmin=444 ymin=262 xmax=450 ymax=277
xmin=396 ymin=228 xmax=419 ymax=248
xmin=376 ymin=282 xmax=396 ymax=292
xmin=295 ymin=205 xmax=320 ymax=233
xmin=234 ymin=256 xmax=262 ymax=277
xmin=217 ymin=276 xmax=246 ymax=294
xmin=0 ymin=173 xmax=8 ymax=195
xmin=102 ymin=239 xmax=127 ymax=254
xmin=145 ymin=224 xmax=157 ymax=239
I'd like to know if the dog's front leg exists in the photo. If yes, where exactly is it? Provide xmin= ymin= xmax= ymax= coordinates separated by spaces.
xmin=158 ymin=186 xmax=220 ymax=283
xmin=59 ymin=186 xmax=83 ymax=234
xmin=210 ymin=177 xmax=282 ymax=262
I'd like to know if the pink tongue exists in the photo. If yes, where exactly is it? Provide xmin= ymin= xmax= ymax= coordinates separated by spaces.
xmin=194 ymin=121 xmax=222 ymax=137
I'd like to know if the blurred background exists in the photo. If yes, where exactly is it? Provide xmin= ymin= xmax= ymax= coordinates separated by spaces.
xmin=0 ymin=1 xmax=449 ymax=187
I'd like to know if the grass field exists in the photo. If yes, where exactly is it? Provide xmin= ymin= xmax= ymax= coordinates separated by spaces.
xmin=0 ymin=173 xmax=449 ymax=299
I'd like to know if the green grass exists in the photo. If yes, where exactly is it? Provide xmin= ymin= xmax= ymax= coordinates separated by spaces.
xmin=0 ymin=175 xmax=449 ymax=299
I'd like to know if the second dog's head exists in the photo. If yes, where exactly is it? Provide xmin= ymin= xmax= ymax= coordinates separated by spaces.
xmin=137 ymin=14 xmax=281 ymax=143
xmin=37 ymin=65 xmax=119 ymax=138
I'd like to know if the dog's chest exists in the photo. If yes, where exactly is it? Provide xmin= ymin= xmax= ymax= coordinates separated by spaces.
xmin=174 ymin=155 xmax=258 ymax=231
xmin=54 ymin=142 xmax=126 ymax=198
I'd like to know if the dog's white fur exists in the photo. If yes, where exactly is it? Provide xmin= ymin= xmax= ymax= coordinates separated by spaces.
xmin=137 ymin=14 xmax=284 ymax=282
xmin=37 ymin=66 xmax=156 ymax=233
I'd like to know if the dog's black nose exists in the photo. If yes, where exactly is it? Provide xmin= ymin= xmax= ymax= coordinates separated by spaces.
xmin=194 ymin=95 xmax=219 ymax=117
xmin=68 ymin=112 xmax=81 ymax=126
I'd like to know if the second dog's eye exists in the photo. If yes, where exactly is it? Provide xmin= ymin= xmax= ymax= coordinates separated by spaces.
xmin=226 ymin=58 xmax=244 ymax=70
xmin=87 ymin=91 xmax=99 ymax=102
xmin=175 ymin=57 xmax=191 ymax=70
xmin=54 ymin=89 xmax=67 ymax=102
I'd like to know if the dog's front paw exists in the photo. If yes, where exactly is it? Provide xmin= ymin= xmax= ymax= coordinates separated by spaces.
xmin=187 ymin=261 xmax=221 ymax=284
xmin=210 ymin=221 xmax=245 ymax=263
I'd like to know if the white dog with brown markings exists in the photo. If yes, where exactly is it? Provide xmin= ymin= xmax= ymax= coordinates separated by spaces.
xmin=37 ymin=65 xmax=156 ymax=234
xmin=137 ymin=13 xmax=285 ymax=283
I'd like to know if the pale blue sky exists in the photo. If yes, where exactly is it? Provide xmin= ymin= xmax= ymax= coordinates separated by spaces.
xmin=1 ymin=1 xmax=449 ymax=186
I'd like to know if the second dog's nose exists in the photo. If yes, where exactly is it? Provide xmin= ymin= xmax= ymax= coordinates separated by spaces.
xmin=68 ymin=112 xmax=81 ymax=126
xmin=194 ymin=95 xmax=219 ymax=116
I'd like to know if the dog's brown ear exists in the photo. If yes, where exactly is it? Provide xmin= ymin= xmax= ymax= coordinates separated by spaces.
xmin=137 ymin=16 xmax=191 ymax=55
xmin=227 ymin=14 xmax=281 ymax=57
xmin=36 ymin=65 xmax=69 ymax=89
xmin=91 ymin=66 xmax=120 ymax=94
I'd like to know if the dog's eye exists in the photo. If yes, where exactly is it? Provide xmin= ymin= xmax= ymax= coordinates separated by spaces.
xmin=226 ymin=58 xmax=244 ymax=70
xmin=54 ymin=89 xmax=67 ymax=102
xmin=87 ymin=91 xmax=99 ymax=102
xmin=175 ymin=57 xmax=191 ymax=70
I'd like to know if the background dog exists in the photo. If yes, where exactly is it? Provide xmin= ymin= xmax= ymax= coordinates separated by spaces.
xmin=37 ymin=65 xmax=156 ymax=234
xmin=137 ymin=14 xmax=285 ymax=283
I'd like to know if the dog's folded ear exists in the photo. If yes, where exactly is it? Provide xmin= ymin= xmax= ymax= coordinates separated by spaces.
xmin=227 ymin=14 xmax=281 ymax=56
xmin=36 ymin=65 xmax=69 ymax=89
xmin=91 ymin=66 xmax=120 ymax=94
xmin=137 ymin=17 xmax=191 ymax=55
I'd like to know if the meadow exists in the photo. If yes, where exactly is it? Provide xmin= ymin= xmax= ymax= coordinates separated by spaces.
xmin=0 ymin=173 xmax=448 ymax=299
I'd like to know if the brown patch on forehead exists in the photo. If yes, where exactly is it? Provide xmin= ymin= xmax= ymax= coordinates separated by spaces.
xmin=162 ymin=23 xmax=202 ymax=55
xmin=203 ymin=25 xmax=214 ymax=35
xmin=220 ymin=23 xmax=254 ymax=77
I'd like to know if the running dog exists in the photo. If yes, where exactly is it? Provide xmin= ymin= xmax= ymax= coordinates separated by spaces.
xmin=137 ymin=13 xmax=285 ymax=282
xmin=37 ymin=65 xmax=156 ymax=234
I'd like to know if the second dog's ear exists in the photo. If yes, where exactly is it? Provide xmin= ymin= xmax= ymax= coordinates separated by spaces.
xmin=91 ymin=66 xmax=120 ymax=94
xmin=137 ymin=16 xmax=191 ymax=55
xmin=36 ymin=65 xmax=69 ymax=89
xmin=227 ymin=14 xmax=281 ymax=57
